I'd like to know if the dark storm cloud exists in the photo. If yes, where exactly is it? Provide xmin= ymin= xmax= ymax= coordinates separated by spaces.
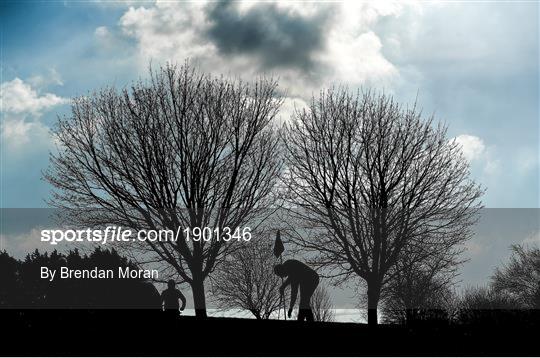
xmin=206 ymin=0 xmax=333 ymax=70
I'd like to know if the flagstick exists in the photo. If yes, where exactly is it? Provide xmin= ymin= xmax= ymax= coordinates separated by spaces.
xmin=280 ymin=255 xmax=287 ymax=321
xmin=274 ymin=230 xmax=287 ymax=321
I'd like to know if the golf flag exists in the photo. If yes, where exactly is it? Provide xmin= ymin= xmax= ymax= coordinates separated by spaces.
xmin=274 ymin=230 xmax=285 ymax=258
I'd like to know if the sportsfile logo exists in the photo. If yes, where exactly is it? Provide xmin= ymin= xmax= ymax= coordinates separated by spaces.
xmin=40 ymin=226 xmax=252 ymax=245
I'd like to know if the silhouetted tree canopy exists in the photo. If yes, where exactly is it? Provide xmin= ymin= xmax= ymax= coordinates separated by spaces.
xmin=283 ymin=89 xmax=483 ymax=326
xmin=311 ymin=285 xmax=335 ymax=322
xmin=0 ymin=248 xmax=160 ymax=309
xmin=448 ymin=244 xmax=540 ymax=325
xmin=0 ymin=250 xmax=21 ymax=307
xmin=210 ymin=235 xmax=282 ymax=319
xmin=456 ymin=285 xmax=522 ymax=325
xmin=492 ymin=244 xmax=540 ymax=309
xmin=381 ymin=245 xmax=457 ymax=324
xmin=45 ymin=62 xmax=283 ymax=317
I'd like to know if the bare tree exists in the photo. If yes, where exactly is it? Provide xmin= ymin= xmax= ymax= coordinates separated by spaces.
xmin=459 ymin=286 xmax=518 ymax=310
xmin=282 ymin=89 xmax=483 ymax=326
xmin=311 ymin=285 xmax=335 ymax=322
xmin=210 ymin=235 xmax=282 ymax=319
xmin=381 ymin=251 xmax=456 ymax=324
xmin=45 ymin=63 xmax=283 ymax=317
xmin=380 ymin=239 xmax=461 ymax=324
xmin=492 ymin=244 xmax=540 ymax=309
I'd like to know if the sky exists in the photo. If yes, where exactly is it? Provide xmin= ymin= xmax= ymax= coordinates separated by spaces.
xmin=1 ymin=0 xmax=538 ymax=209
xmin=0 ymin=0 xmax=539 ymax=320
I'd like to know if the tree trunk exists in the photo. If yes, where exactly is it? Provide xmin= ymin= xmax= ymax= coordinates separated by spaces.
xmin=367 ymin=285 xmax=380 ymax=327
xmin=190 ymin=278 xmax=207 ymax=318
xmin=405 ymin=308 xmax=415 ymax=324
xmin=251 ymin=310 xmax=262 ymax=320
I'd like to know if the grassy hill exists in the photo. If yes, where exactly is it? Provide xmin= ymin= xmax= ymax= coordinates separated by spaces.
xmin=2 ymin=310 xmax=539 ymax=356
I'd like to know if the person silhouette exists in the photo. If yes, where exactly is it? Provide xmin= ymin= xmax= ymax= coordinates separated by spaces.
xmin=161 ymin=279 xmax=186 ymax=318
xmin=274 ymin=259 xmax=319 ymax=322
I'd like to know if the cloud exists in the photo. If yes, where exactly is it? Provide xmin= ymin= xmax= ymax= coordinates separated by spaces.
xmin=453 ymin=134 xmax=500 ymax=176
xmin=0 ymin=118 xmax=55 ymax=157
xmin=0 ymin=227 xmax=50 ymax=259
xmin=28 ymin=68 xmax=64 ymax=88
xmin=1 ymin=77 xmax=67 ymax=154
xmin=1 ymin=78 xmax=67 ymax=115
xmin=323 ymin=30 xmax=397 ymax=87
xmin=205 ymin=1 xmax=331 ymax=70
xmin=454 ymin=134 xmax=486 ymax=162
xmin=118 ymin=1 xmax=407 ymax=99
xmin=278 ymin=97 xmax=309 ymax=124
xmin=120 ymin=2 xmax=212 ymax=64
xmin=94 ymin=26 xmax=109 ymax=37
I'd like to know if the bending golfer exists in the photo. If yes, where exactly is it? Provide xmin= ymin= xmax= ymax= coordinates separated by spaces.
xmin=274 ymin=259 xmax=319 ymax=322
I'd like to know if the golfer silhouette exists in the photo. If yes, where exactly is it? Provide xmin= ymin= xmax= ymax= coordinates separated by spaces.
xmin=274 ymin=259 xmax=319 ymax=321
xmin=161 ymin=279 xmax=186 ymax=318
